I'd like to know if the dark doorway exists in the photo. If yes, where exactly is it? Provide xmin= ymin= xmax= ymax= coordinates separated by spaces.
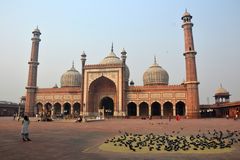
xmin=176 ymin=101 xmax=185 ymax=116
xmin=163 ymin=102 xmax=173 ymax=117
xmin=100 ymin=97 xmax=114 ymax=116
xmin=139 ymin=102 xmax=149 ymax=116
xmin=151 ymin=102 xmax=161 ymax=116
xmin=63 ymin=103 xmax=71 ymax=115
xmin=44 ymin=103 xmax=52 ymax=117
xmin=127 ymin=102 xmax=137 ymax=116
xmin=54 ymin=103 xmax=61 ymax=115
xmin=73 ymin=103 xmax=80 ymax=114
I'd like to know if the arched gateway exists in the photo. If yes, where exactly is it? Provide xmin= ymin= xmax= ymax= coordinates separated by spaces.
xmin=87 ymin=76 xmax=117 ymax=116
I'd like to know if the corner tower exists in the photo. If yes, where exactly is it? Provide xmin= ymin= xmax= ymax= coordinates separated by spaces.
xmin=25 ymin=27 xmax=41 ymax=116
xmin=181 ymin=10 xmax=200 ymax=118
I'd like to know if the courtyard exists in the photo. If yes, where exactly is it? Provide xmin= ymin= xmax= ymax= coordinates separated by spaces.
xmin=0 ymin=117 xmax=239 ymax=160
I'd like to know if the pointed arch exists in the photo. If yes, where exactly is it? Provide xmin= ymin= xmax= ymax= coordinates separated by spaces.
xmin=176 ymin=101 xmax=186 ymax=116
xmin=127 ymin=102 xmax=137 ymax=116
xmin=73 ymin=102 xmax=81 ymax=115
xmin=88 ymin=76 xmax=117 ymax=114
xmin=151 ymin=101 xmax=161 ymax=116
xmin=163 ymin=101 xmax=173 ymax=117
xmin=63 ymin=102 xmax=71 ymax=115
xmin=36 ymin=102 xmax=43 ymax=114
xmin=139 ymin=102 xmax=149 ymax=117
xmin=44 ymin=102 xmax=52 ymax=118
xmin=54 ymin=102 xmax=61 ymax=115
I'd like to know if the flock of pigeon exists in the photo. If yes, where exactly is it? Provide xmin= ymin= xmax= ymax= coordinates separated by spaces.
xmin=104 ymin=129 xmax=240 ymax=152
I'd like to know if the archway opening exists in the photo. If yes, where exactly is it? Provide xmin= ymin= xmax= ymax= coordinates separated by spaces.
xmin=139 ymin=102 xmax=149 ymax=117
xmin=151 ymin=102 xmax=161 ymax=116
xmin=63 ymin=103 xmax=71 ymax=115
xmin=88 ymin=76 xmax=116 ymax=114
xmin=44 ymin=103 xmax=52 ymax=117
xmin=100 ymin=97 xmax=114 ymax=117
xmin=163 ymin=102 xmax=173 ymax=117
xmin=127 ymin=102 xmax=137 ymax=116
xmin=176 ymin=101 xmax=185 ymax=116
xmin=73 ymin=103 xmax=81 ymax=117
xmin=36 ymin=103 xmax=43 ymax=115
xmin=54 ymin=103 xmax=61 ymax=115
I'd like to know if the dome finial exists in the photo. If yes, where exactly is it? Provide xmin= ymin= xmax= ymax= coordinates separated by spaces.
xmin=33 ymin=26 xmax=41 ymax=34
xmin=154 ymin=55 xmax=157 ymax=64
xmin=111 ymin=42 xmax=114 ymax=52
xmin=70 ymin=61 xmax=76 ymax=70
xmin=220 ymin=83 xmax=223 ymax=88
xmin=182 ymin=8 xmax=192 ymax=20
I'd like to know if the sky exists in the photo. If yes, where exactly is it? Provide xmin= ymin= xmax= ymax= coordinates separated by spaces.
xmin=0 ymin=0 xmax=239 ymax=104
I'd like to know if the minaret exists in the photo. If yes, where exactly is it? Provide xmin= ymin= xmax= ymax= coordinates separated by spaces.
xmin=25 ymin=27 xmax=41 ymax=116
xmin=181 ymin=10 xmax=200 ymax=118
xmin=121 ymin=48 xmax=127 ymax=116
xmin=81 ymin=51 xmax=86 ymax=116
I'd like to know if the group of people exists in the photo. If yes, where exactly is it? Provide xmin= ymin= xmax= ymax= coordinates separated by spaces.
xmin=13 ymin=112 xmax=24 ymax=122
xmin=226 ymin=112 xmax=239 ymax=120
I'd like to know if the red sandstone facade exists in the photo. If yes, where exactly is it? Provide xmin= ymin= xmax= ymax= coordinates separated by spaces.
xmin=25 ymin=11 xmax=200 ymax=118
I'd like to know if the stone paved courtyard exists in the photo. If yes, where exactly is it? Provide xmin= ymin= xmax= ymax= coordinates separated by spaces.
xmin=0 ymin=117 xmax=239 ymax=160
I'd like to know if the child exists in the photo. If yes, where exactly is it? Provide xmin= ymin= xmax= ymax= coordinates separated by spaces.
xmin=21 ymin=115 xmax=31 ymax=142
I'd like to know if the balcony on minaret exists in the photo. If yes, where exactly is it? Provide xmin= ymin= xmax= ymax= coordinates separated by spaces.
xmin=182 ymin=9 xmax=192 ymax=22
xmin=32 ymin=27 xmax=41 ymax=41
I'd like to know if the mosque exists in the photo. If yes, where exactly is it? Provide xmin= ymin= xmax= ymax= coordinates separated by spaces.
xmin=24 ymin=11 xmax=200 ymax=118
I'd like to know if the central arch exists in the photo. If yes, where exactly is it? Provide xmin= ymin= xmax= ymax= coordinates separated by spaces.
xmin=100 ymin=97 xmax=114 ymax=117
xmin=88 ymin=76 xmax=117 ymax=115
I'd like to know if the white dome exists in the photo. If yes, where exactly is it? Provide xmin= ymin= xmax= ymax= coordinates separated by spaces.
xmin=143 ymin=58 xmax=169 ymax=86
xmin=100 ymin=46 xmax=130 ymax=81
xmin=100 ymin=51 xmax=122 ymax=64
xmin=215 ymin=85 xmax=229 ymax=95
xmin=60 ymin=64 xmax=81 ymax=87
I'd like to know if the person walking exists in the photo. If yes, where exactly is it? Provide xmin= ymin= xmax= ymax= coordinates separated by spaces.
xmin=176 ymin=114 xmax=180 ymax=121
xmin=168 ymin=114 xmax=172 ymax=122
xmin=234 ymin=113 xmax=238 ymax=120
xmin=13 ymin=113 xmax=16 ymax=120
xmin=21 ymin=115 xmax=31 ymax=142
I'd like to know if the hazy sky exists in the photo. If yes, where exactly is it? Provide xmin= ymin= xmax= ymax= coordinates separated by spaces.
xmin=0 ymin=0 xmax=239 ymax=104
